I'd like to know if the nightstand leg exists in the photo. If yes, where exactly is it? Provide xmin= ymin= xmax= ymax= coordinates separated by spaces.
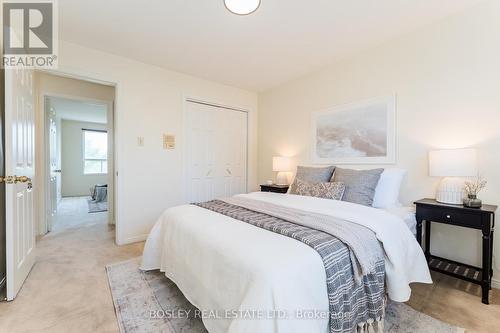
xmin=492 ymin=214 xmax=496 ymax=283
xmin=425 ymin=220 xmax=431 ymax=261
xmin=482 ymin=228 xmax=491 ymax=304
xmin=490 ymin=230 xmax=494 ymax=281
xmin=416 ymin=219 xmax=423 ymax=246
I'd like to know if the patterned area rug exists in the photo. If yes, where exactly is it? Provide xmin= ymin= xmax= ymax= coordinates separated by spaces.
xmin=106 ymin=258 xmax=465 ymax=333
xmin=88 ymin=199 xmax=108 ymax=213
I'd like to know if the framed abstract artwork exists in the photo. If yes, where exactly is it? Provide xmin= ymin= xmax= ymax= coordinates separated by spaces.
xmin=311 ymin=95 xmax=396 ymax=164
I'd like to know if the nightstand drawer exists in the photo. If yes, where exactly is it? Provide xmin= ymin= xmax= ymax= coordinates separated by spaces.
xmin=418 ymin=206 xmax=482 ymax=228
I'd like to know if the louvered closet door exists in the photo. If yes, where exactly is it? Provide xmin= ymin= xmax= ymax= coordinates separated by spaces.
xmin=186 ymin=101 xmax=247 ymax=203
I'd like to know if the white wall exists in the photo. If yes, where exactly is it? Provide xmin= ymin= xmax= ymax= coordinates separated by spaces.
xmin=61 ymin=120 xmax=108 ymax=197
xmin=52 ymin=40 xmax=259 ymax=245
xmin=258 ymin=1 xmax=500 ymax=279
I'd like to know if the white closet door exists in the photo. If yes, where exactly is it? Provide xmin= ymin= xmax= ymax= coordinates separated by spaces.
xmin=186 ymin=101 xmax=247 ymax=203
xmin=219 ymin=108 xmax=247 ymax=198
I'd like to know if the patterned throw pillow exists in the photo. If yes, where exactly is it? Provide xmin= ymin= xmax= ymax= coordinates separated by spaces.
xmin=295 ymin=179 xmax=345 ymax=200
xmin=289 ymin=165 xmax=335 ymax=194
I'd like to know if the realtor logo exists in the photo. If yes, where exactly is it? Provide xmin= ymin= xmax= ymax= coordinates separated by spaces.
xmin=2 ymin=0 xmax=58 ymax=68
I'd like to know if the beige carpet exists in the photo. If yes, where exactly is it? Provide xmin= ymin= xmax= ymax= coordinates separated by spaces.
xmin=0 ymin=197 xmax=144 ymax=333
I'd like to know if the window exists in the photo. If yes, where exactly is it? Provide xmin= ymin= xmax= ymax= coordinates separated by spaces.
xmin=83 ymin=129 xmax=108 ymax=174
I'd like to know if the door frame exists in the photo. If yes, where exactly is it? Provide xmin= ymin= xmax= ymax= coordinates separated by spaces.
xmin=182 ymin=96 xmax=249 ymax=203
xmin=0 ymin=69 xmax=5 ymax=300
xmin=37 ymin=90 xmax=115 ymax=234
xmin=34 ymin=68 xmax=123 ymax=244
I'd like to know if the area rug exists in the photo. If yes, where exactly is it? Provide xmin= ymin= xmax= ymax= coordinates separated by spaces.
xmin=88 ymin=198 xmax=108 ymax=213
xmin=106 ymin=258 xmax=465 ymax=333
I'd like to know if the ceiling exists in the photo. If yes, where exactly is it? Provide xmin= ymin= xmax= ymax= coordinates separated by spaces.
xmin=49 ymin=97 xmax=107 ymax=124
xmin=59 ymin=0 xmax=483 ymax=92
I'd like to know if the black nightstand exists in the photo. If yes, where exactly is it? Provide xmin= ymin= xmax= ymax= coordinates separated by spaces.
xmin=260 ymin=184 xmax=289 ymax=194
xmin=415 ymin=198 xmax=497 ymax=304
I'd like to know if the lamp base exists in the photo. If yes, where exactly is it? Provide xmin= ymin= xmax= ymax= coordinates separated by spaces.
xmin=436 ymin=177 xmax=466 ymax=205
xmin=276 ymin=172 xmax=289 ymax=186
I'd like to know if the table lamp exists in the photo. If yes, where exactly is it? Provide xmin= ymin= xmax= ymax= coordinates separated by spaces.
xmin=273 ymin=156 xmax=291 ymax=185
xmin=429 ymin=148 xmax=477 ymax=204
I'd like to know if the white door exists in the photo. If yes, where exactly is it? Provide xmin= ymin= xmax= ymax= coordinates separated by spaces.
xmin=46 ymin=103 xmax=60 ymax=230
xmin=4 ymin=68 xmax=36 ymax=300
xmin=107 ymin=101 xmax=115 ymax=225
xmin=219 ymin=107 xmax=247 ymax=198
xmin=186 ymin=101 xmax=247 ymax=203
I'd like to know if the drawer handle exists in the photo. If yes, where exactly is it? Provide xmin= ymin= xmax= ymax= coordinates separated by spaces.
xmin=446 ymin=215 xmax=451 ymax=219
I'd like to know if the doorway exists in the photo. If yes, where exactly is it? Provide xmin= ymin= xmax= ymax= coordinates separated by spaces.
xmin=43 ymin=96 xmax=114 ymax=232
xmin=2 ymin=69 xmax=116 ymax=301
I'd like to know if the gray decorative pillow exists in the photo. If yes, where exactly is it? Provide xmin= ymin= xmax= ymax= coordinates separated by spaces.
xmin=289 ymin=165 xmax=335 ymax=194
xmin=332 ymin=168 xmax=384 ymax=206
xmin=295 ymin=179 xmax=345 ymax=200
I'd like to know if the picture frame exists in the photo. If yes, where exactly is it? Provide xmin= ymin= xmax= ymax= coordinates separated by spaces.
xmin=311 ymin=95 xmax=396 ymax=164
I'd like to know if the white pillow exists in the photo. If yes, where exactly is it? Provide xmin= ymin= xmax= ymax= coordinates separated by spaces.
xmin=372 ymin=168 xmax=407 ymax=208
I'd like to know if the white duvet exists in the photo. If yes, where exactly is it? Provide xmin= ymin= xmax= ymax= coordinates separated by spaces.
xmin=141 ymin=192 xmax=431 ymax=333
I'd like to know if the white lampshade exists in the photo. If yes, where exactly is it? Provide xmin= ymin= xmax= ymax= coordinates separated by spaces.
xmin=272 ymin=156 xmax=291 ymax=172
xmin=224 ymin=0 xmax=261 ymax=15
xmin=429 ymin=149 xmax=477 ymax=177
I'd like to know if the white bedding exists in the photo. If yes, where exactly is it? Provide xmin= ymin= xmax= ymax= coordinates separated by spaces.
xmin=141 ymin=192 xmax=431 ymax=333
xmin=384 ymin=206 xmax=417 ymax=235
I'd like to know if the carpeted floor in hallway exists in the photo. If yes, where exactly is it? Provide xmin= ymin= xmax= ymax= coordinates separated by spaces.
xmin=0 ymin=197 xmax=144 ymax=332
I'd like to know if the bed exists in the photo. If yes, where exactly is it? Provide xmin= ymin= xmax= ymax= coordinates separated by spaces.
xmin=384 ymin=206 xmax=417 ymax=235
xmin=141 ymin=190 xmax=431 ymax=333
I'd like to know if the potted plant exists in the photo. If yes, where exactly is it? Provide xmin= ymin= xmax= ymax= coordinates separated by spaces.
xmin=463 ymin=175 xmax=487 ymax=208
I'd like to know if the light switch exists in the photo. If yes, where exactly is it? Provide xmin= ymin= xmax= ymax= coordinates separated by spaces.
xmin=137 ymin=137 xmax=144 ymax=146
xmin=163 ymin=134 xmax=175 ymax=150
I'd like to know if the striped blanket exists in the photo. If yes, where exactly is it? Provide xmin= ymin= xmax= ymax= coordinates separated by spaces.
xmin=195 ymin=199 xmax=386 ymax=333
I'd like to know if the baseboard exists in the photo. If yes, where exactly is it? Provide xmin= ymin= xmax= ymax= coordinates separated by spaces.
xmin=491 ymin=278 xmax=500 ymax=290
xmin=116 ymin=234 xmax=148 ymax=246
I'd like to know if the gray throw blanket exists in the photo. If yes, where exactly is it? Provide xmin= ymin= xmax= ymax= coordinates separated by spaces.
xmin=195 ymin=199 xmax=386 ymax=333
xmin=223 ymin=196 xmax=381 ymax=281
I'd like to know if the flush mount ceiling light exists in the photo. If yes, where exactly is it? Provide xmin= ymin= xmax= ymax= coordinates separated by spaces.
xmin=224 ymin=0 xmax=261 ymax=15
